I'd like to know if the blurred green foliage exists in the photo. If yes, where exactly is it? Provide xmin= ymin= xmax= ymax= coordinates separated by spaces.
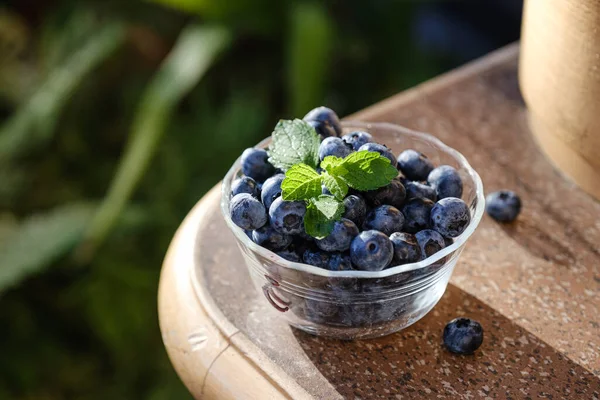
xmin=0 ymin=0 xmax=449 ymax=398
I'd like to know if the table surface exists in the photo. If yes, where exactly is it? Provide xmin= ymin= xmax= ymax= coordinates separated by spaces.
xmin=158 ymin=44 xmax=600 ymax=399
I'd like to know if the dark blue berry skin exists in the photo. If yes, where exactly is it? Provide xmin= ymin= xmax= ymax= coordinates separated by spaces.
xmin=350 ymin=230 xmax=394 ymax=271
xmin=485 ymin=190 xmax=521 ymax=222
xmin=358 ymin=142 xmax=397 ymax=166
xmin=277 ymin=248 xmax=302 ymax=262
xmin=261 ymin=174 xmax=285 ymax=210
xmin=443 ymin=318 xmax=484 ymax=354
xmin=231 ymin=176 xmax=260 ymax=198
xmin=252 ymin=225 xmax=293 ymax=251
xmin=318 ymin=137 xmax=353 ymax=161
xmin=428 ymin=165 xmax=463 ymax=199
xmin=389 ymin=232 xmax=421 ymax=264
xmin=363 ymin=205 xmax=405 ymax=236
xmin=321 ymin=184 xmax=332 ymax=196
xmin=230 ymin=193 xmax=267 ymax=230
xmin=244 ymin=229 xmax=253 ymax=239
xmin=303 ymin=248 xmax=331 ymax=268
xmin=397 ymin=149 xmax=434 ymax=181
xmin=415 ymin=229 xmax=446 ymax=260
xmin=402 ymin=198 xmax=434 ymax=233
xmin=327 ymin=252 xmax=354 ymax=271
xmin=303 ymin=106 xmax=342 ymax=137
xmin=269 ymin=197 xmax=306 ymax=235
xmin=404 ymin=180 xmax=437 ymax=202
xmin=444 ymin=237 xmax=454 ymax=247
xmin=306 ymin=120 xmax=337 ymax=139
xmin=364 ymin=178 xmax=406 ymax=209
xmin=430 ymin=197 xmax=471 ymax=238
xmin=241 ymin=148 xmax=276 ymax=183
xmin=341 ymin=131 xmax=373 ymax=150
xmin=316 ymin=218 xmax=359 ymax=252
xmin=342 ymin=194 xmax=367 ymax=226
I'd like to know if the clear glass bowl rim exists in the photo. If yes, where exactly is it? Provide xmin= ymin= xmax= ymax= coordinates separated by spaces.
xmin=220 ymin=121 xmax=485 ymax=279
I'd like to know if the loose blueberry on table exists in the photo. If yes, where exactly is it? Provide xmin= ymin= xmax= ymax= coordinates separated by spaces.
xmin=228 ymin=106 xmax=473 ymax=327
xmin=443 ymin=317 xmax=484 ymax=354
xmin=485 ymin=190 xmax=521 ymax=222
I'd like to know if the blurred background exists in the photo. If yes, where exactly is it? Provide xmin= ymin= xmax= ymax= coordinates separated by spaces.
xmin=0 ymin=0 xmax=521 ymax=398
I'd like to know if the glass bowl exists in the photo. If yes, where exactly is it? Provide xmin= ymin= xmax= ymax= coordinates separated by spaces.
xmin=220 ymin=121 xmax=484 ymax=340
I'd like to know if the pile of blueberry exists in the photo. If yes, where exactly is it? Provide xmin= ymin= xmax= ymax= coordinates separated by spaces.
xmin=229 ymin=106 xmax=472 ymax=273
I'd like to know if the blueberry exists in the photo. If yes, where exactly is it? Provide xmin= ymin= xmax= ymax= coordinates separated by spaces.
xmin=306 ymin=120 xmax=337 ymax=139
xmin=342 ymin=194 xmax=367 ymax=226
xmin=415 ymin=229 xmax=446 ymax=259
xmin=358 ymin=142 xmax=397 ymax=166
xmin=427 ymin=165 xmax=463 ymax=199
xmin=231 ymin=176 xmax=260 ymax=198
xmin=304 ymin=299 xmax=338 ymax=324
xmin=316 ymin=218 xmax=359 ymax=252
xmin=341 ymin=131 xmax=373 ymax=150
xmin=403 ymin=180 xmax=437 ymax=202
xmin=269 ymin=197 xmax=306 ymax=235
xmin=318 ymin=137 xmax=353 ymax=161
xmin=252 ymin=225 xmax=293 ymax=251
xmin=485 ymin=190 xmax=521 ymax=223
xmin=241 ymin=148 xmax=276 ymax=183
xmin=244 ymin=229 xmax=253 ymax=239
xmin=303 ymin=106 xmax=342 ymax=137
xmin=443 ymin=317 xmax=484 ymax=354
xmin=397 ymin=149 xmax=434 ymax=181
xmin=230 ymin=193 xmax=267 ymax=230
xmin=430 ymin=197 xmax=471 ymax=238
xmin=302 ymin=248 xmax=331 ymax=268
xmin=363 ymin=205 xmax=404 ymax=236
xmin=350 ymin=230 xmax=394 ymax=271
xmin=327 ymin=252 xmax=354 ymax=271
xmin=402 ymin=198 xmax=434 ymax=233
xmin=363 ymin=178 xmax=406 ymax=209
xmin=261 ymin=174 xmax=285 ymax=210
xmin=321 ymin=184 xmax=332 ymax=196
xmin=389 ymin=232 xmax=421 ymax=264
xmin=444 ymin=237 xmax=454 ymax=247
xmin=277 ymin=248 xmax=302 ymax=262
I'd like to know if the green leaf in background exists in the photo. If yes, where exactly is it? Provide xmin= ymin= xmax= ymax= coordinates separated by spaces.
xmin=281 ymin=163 xmax=322 ymax=201
xmin=0 ymin=23 xmax=126 ymax=163
xmin=321 ymin=171 xmax=348 ymax=200
xmin=267 ymin=119 xmax=320 ymax=170
xmin=304 ymin=195 xmax=344 ymax=239
xmin=288 ymin=2 xmax=333 ymax=115
xmin=336 ymin=150 xmax=398 ymax=191
xmin=0 ymin=204 xmax=93 ymax=292
xmin=80 ymin=24 xmax=232 ymax=259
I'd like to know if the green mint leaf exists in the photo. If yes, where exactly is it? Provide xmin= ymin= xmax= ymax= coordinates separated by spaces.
xmin=322 ymin=172 xmax=348 ymax=200
xmin=304 ymin=195 xmax=345 ymax=239
xmin=336 ymin=150 xmax=398 ymax=191
xmin=281 ymin=163 xmax=322 ymax=201
xmin=267 ymin=119 xmax=320 ymax=170
xmin=320 ymin=155 xmax=344 ymax=173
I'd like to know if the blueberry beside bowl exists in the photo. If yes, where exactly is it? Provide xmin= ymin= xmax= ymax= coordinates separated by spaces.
xmin=221 ymin=120 xmax=484 ymax=340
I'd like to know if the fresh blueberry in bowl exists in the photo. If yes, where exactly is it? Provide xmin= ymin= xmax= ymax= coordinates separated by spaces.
xmin=350 ymin=230 xmax=394 ymax=271
xmin=485 ymin=190 xmax=521 ymax=222
xmin=261 ymin=173 xmax=285 ymax=210
xmin=430 ymin=197 xmax=471 ymax=238
xmin=363 ymin=205 xmax=405 ymax=236
xmin=443 ymin=318 xmax=484 ymax=354
xmin=316 ymin=218 xmax=359 ymax=252
xmin=230 ymin=193 xmax=268 ymax=230
xmin=302 ymin=248 xmax=331 ymax=268
xmin=342 ymin=130 xmax=373 ymax=150
xmin=241 ymin=148 xmax=276 ymax=182
xmin=252 ymin=225 xmax=293 ymax=251
xmin=303 ymin=106 xmax=342 ymax=137
xmin=269 ymin=197 xmax=306 ymax=235
xmin=428 ymin=165 xmax=463 ymax=199
xmin=342 ymin=194 xmax=367 ymax=226
xmin=389 ymin=232 xmax=421 ymax=264
xmin=415 ymin=229 xmax=446 ymax=259
xmin=358 ymin=142 xmax=397 ymax=166
xmin=402 ymin=198 xmax=434 ymax=233
xmin=319 ymin=137 xmax=353 ymax=160
xmin=403 ymin=180 xmax=437 ymax=202
xmin=231 ymin=176 xmax=260 ymax=198
xmin=397 ymin=149 xmax=434 ymax=181
xmin=363 ymin=178 xmax=406 ymax=209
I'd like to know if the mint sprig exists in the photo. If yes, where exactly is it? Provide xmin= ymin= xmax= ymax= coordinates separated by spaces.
xmin=304 ymin=195 xmax=345 ymax=239
xmin=267 ymin=119 xmax=320 ymax=170
xmin=281 ymin=163 xmax=322 ymax=200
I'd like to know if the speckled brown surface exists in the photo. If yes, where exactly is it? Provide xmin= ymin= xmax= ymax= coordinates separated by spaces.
xmin=195 ymin=44 xmax=600 ymax=398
